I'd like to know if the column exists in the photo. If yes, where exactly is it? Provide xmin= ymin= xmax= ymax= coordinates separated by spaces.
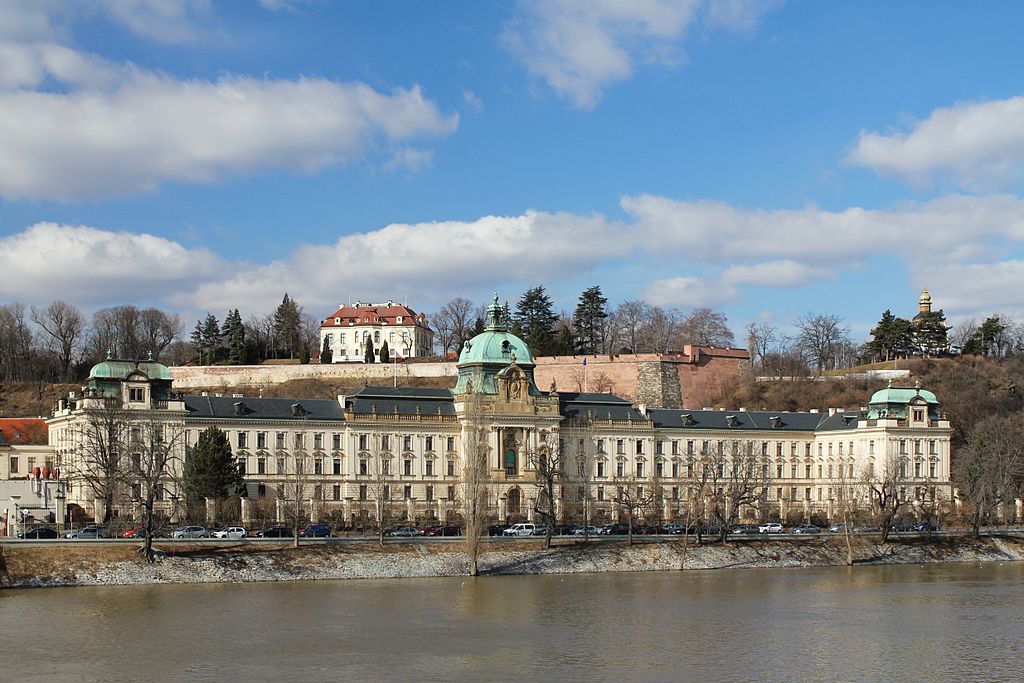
xmin=343 ymin=497 xmax=353 ymax=528
xmin=240 ymin=497 xmax=252 ymax=527
xmin=406 ymin=497 xmax=416 ymax=522
xmin=498 ymin=493 xmax=507 ymax=522
xmin=275 ymin=497 xmax=285 ymax=523
xmin=527 ymin=497 xmax=536 ymax=522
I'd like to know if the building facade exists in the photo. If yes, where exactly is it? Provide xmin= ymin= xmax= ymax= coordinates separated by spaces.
xmin=48 ymin=298 xmax=954 ymax=529
xmin=319 ymin=300 xmax=434 ymax=363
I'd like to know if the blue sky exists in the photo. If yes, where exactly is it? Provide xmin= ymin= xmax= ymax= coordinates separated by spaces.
xmin=2 ymin=1 xmax=1024 ymax=343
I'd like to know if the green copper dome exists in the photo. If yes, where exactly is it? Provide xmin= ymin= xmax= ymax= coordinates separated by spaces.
xmin=866 ymin=380 xmax=939 ymax=419
xmin=88 ymin=353 xmax=173 ymax=381
xmin=454 ymin=294 xmax=540 ymax=396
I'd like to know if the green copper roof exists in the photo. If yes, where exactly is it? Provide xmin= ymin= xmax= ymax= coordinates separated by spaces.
xmin=457 ymin=294 xmax=535 ymax=367
xmin=868 ymin=380 xmax=938 ymax=406
xmin=88 ymin=357 xmax=173 ymax=381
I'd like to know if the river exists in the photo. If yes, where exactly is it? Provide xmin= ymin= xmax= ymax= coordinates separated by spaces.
xmin=2 ymin=562 xmax=1022 ymax=682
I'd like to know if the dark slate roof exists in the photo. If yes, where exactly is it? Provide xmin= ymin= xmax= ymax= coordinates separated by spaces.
xmin=559 ymin=393 xmax=647 ymax=421
xmin=814 ymin=411 xmax=862 ymax=432
xmin=647 ymin=408 xmax=860 ymax=433
xmin=184 ymin=396 xmax=345 ymax=421
xmin=345 ymin=385 xmax=456 ymax=417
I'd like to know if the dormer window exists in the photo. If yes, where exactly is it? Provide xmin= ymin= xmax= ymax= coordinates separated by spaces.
xmin=335 ymin=317 xmax=340 ymax=324
xmin=912 ymin=408 xmax=925 ymax=423
xmin=128 ymin=387 xmax=145 ymax=403
xmin=397 ymin=316 xmax=403 ymax=324
xmin=501 ymin=340 xmax=511 ymax=356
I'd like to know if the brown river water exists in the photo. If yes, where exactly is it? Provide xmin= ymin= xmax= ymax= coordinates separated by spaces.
xmin=2 ymin=562 xmax=1022 ymax=682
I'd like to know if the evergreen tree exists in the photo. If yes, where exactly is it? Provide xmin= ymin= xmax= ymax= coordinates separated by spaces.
xmin=379 ymin=340 xmax=390 ymax=364
xmin=222 ymin=309 xmax=246 ymax=364
xmin=182 ymin=427 xmax=242 ymax=508
xmin=515 ymin=286 xmax=558 ymax=356
xmin=867 ymin=310 xmax=914 ymax=362
xmin=966 ymin=315 xmax=1009 ymax=356
xmin=190 ymin=321 xmax=205 ymax=364
xmin=572 ymin=285 xmax=609 ymax=354
xmin=273 ymin=293 xmax=302 ymax=359
xmin=913 ymin=310 xmax=949 ymax=357
xmin=364 ymin=336 xmax=375 ymax=364
xmin=320 ymin=336 xmax=333 ymax=364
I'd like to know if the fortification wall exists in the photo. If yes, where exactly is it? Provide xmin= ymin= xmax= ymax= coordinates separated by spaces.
xmin=169 ymin=362 xmax=458 ymax=389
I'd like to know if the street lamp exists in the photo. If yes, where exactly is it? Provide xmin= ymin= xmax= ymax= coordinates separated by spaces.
xmin=55 ymin=485 xmax=66 ymax=535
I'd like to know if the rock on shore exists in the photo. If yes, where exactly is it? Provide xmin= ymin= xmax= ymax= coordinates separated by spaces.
xmin=2 ymin=535 xmax=1022 ymax=589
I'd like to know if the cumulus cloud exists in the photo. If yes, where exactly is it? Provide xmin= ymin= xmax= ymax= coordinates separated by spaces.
xmin=912 ymin=261 xmax=1024 ymax=319
xmin=848 ymin=96 xmax=1024 ymax=191
xmin=0 ymin=76 xmax=458 ymax=201
xmin=0 ymin=2 xmax=458 ymax=201
xmin=642 ymin=276 xmax=737 ymax=308
xmin=0 ymin=223 xmax=222 ymax=304
xmin=503 ymin=0 xmax=778 ymax=108
xmin=722 ymin=260 xmax=833 ymax=288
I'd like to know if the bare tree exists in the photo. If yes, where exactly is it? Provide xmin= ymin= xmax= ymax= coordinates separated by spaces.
xmin=434 ymin=297 xmax=476 ymax=355
xmin=126 ymin=419 xmax=184 ymax=562
xmin=460 ymin=387 xmax=490 ymax=574
xmin=565 ymin=419 xmax=596 ymax=541
xmin=949 ymin=318 xmax=978 ymax=354
xmin=71 ymin=396 xmax=130 ymax=525
xmin=640 ymin=306 xmax=684 ymax=353
xmin=527 ymin=435 xmax=565 ymax=549
xmin=864 ymin=449 xmax=909 ymax=543
xmin=832 ymin=456 xmax=862 ymax=565
xmin=794 ymin=312 xmax=852 ymax=374
xmin=138 ymin=308 xmax=183 ymax=360
xmin=703 ymin=439 xmax=768 ymax=542
xmin=677 ymin=307 xmax=735 ymax=348
xmin=609 ymin=300 xmax=650 ymax=353
xmin=609 ymin=471 xmax=652 ymax=546
xmin=745 ymin=321 xmax=777 ymax=372
xmin=953 ymin=413 xmax=1024 ymax=537
xmin=32 ymin=300 xmax=85 ymax=383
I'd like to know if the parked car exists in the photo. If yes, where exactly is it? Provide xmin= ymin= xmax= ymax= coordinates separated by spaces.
xmin=572 ymin=525 xmax=602 ymax=536
xmin=385 ymin=526 xmax=420 ymax=537
xmin=122 ymin=527 xmax=149 ymax=538
xmin=828 ymin=524 xmax=846 ymax=533
xmin=212 ymin=526 xmax=247 ymax=539
xmin=759 ymin=522 xmax=783 ymax=534
xmin=18 ymin=526 xmax=59 ymax=539
xmin=423 ymin=525 xmax=461 ymax=537
xmin=298 ymin=524 xmax=332 ymax=538
xmin=487 ymin=524 xmax=509 ymax=536
xmin=793 ymin=525 xmax=821 ymax=535
xmin=853 ymin=524 xmax=879 ymax=533
xmin=598 ymin=524 xmax=630 ymax=535
xmin=913 ymin=522 xmax=939 ymax=532
xmin=171 ymin=526 xmax=207 ymax=539
xmin=890 ymin=521 xmax=915 ymax=532
xmin=66 ymin=526 xmax=109 ymax=539
xmin=554 ymin=524 xmax=579 ymax=536
xmin=730 ymin=524 xmax=760 ymax=535
xmin=503 ymin=523 xmax=538 ymax=537
xmin=257 ymin=526 xmax=293 ymax=538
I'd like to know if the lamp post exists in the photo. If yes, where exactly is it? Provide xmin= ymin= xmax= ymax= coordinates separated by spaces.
xmin=10 ymin=495 xmax=21 ymax=538
xmin=55 ymin=485 xmax=66 ymax=535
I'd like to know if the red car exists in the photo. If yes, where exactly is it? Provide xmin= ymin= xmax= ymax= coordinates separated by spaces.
xmin=122 ymin=527 xmax=149 ymax=538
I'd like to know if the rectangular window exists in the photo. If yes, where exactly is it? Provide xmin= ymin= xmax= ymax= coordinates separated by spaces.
xmin=383 ymin=485 xmax=390 ymax=500
xmin=671 ymin=486 xmax=678 ymax=500
xmin=805 ymin=443 xmax=811 ymax=457
xmin=381 ymin=459 xmax=390 ymax=475
xmin=333 ymin=458 xmax=341 ymax=475
xmin=776 ymin=464 xmax=783 ymax=478
xmin=616 ymin=439 xmax=625 ymax=454
xmin=314 ymin=458 xmax=323 ymax=475
xmin=672 ymin=462 xmax=679 ymax=478
xmin=425 ymin=436 xmax=434 ymax=452
xmin=359 ymin=484 xmax=367 ymax=501
xmin=314 ymin=433 xmax=323 ymax=450
xmin=869 ymin=440 xmax=875 ymax=455
xmin=597 ymin=461 xmax=605 ymax=478
xmin=275 ymin=457 xmax=285 ymax=474
xmin=636 ymin=441 xmax=644 ymax=455
xmin=333 ymin=485 xmax=341 ymax=501
xmin=9 ymin=457 xmax=17 ymax=474
xmin=276 ymin=432 xmax=286 ymax=449
xmin=616 ymin=461 xmax=625 ymax=477
xmin=403 ymin=485 xmax=412 ymax=500
xmin=672 ymin=440 xmax=679 ymax=455
xmin=295 ymin=458 xmax=304 ymax=475
xmin=359 ymin=458 xmax=368 ymax=476
xmin=597 ymin=486 xmax=605 ymax=501
xmin=447 ymin=459 xmax=455 ymax=476
xmin=129 ymin=387 xmax=145 ymax=402
xmin=238 ymin=432 xmax=248 ymax=449
xmin=236 ymin=457 xmax=246 ymax=475
xmin=762 ymin=442 xmax=769 ymax=456
xmin=791 ymin=464 xmax=798 ymax=478
xmin=332 ymin=433 xmax=341 ymax=450
xmin=294 ymin=433 xmax=304 ymax=449
xmin=655 ymin=462 xmax=663 ymax=477
xmin=914 ymin=461 xmax=922 ymax=478
xmin=382 ymin=435 xmax=390 ymax=450
xmin=447 ymin=485 xmax=456 ymax=500
xmin=805 ymin=487 xmax=812 ymax=501
xmin=687 ymin=463 xmax=694 ymax=478
xmin=359 ymin=434 xmax=368 ymax=450
xmin=404 ymin=459 xmax=412 ymax=476
xmin=636 ymin=486 xmax=644 ymax=499
xmin=257 ymin=458 xmax=266 ymax=475
xmin=929 ymin=461 xmax=937 ymax=478
xmin=899 ymin=440 xmax=908 ymax=455
xmin=597 ymin=439 xmax=605 ymax=453
xmin=818 ymin=464 xmax=823 ymax=478
xmin=929 ymin=440 xmax=937 ymax=455
xmin=257 ymin=432 xmax=267 ymax=449
xmin=447 ymin=436 xmax=455 ymax=452
xmin=426 ymin=485 xmax=434 ymax=501
xmin=403 ymin=435 xmax=413 ymax=451
xmin=655 ymin=441 xmax=664 ymax=455
xmin=806 ymin=464 xmax=813 ymax=479
xmin=425 ymin=460 xmax=434 ymax=476
xmin=687 ymin=440 xmax=694 ymax=455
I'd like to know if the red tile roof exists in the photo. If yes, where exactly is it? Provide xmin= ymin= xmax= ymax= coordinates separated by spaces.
xmin=321 ymin=302 xmax=428 ymax=328
xmin=0 ymin=418 xmax=48 ymax=445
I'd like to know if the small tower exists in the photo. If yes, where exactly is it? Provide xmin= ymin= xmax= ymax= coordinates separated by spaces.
xmin=918 ymin=288 xmax=932 ymax=315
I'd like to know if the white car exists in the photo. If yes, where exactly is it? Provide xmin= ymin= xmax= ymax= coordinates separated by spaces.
xmin=212 ymin=526 xmax=247 ymax=539
xmin=171 ymin=526 xmax=207 ymax=539
xmin=503 ymin=523 xmax=538 ymax=537
xmin=759 ymin=522 xmax=783 ymax=534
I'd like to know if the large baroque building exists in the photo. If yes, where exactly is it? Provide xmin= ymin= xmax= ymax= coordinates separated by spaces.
xmin=48 ymin=297 xmax=954 ymax=529
xmin=319 ymin=300 xmax=433 ymax=363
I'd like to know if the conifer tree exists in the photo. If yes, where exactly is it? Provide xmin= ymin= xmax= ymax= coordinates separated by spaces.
xmin=364 ymin=336 xmax=375 ymax=364
xmin=379 ymin=340 xmax=390 ymax=364
xmin=572 ymin=285 xmax=609 ymax=354
xmin=273 ymin=293 xmax=302 ymax=359
xmin=515 ymin=286 xmax=558 ymax=356
xmin=320 ymin=336 xmax=333 ymax=364
xmin=182 ymin=427 xmax=242 ymax=509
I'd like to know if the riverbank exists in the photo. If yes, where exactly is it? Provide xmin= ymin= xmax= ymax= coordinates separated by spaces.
xmin=3 ymin=535 xmax=1023 ymax=589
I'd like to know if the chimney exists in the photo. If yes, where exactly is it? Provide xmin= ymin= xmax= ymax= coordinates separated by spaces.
xmin=638 ymin=403 xmax=647 ymax=416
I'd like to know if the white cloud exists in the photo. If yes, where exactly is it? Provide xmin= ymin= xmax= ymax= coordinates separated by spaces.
xmin=462 ymin=89 xmax=484 ymax=111
xmin=912 ymin=261 xmax=1024 ymax=319
xmin=0 ymin=223 xmax=222 ymax=304
xmin=848 ymin=96 xmax=1024 ymax=191
xmin=96 ymin=0 xmax=211 ymax=45
xmin=642 ymin=275 xmax=737 ymax=308
xmin=0 ymin=75 xmax=458 ymax=201
xmin=503 ymin=0 xmax=778 ymax=108
xmin=722 ymin=260 xmax=832 ymax=288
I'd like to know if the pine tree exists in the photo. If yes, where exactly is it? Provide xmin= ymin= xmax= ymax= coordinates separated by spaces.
xmin=379 ymin=340 xmax=390 ymax=364
xmin=572 ymin=285 xmax=609 ymax=354
xmin=913 ymin=310 xmax=949 ymax=357
xmin=273 ymin=293 xmax=302 ymax=359
xmin=190 ymin=321 xmax=205 ymax=364
xmin=515 ymin=286 xmax=558 ymax=356
xmin=320 ymin=336 xmax=333 ymax=364
xmin=364 ymin=336 xmax=375 ymax=364
xmin=182 ymin=427 xmax=242 ymax=508
xmin=222 ymin=309 xmax=246 ymax=365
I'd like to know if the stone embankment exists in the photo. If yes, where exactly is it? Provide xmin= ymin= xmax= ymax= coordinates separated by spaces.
xmin=3 ymin=535 xmax=1023 ymax=589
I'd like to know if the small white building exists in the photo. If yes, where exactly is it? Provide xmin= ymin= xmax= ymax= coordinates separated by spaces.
xmin=319 ymin=300 xmax=434 ymax=363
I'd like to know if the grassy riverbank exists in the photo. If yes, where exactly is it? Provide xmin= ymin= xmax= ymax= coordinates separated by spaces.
xmin=3 ymin=535 xmax=1023 ymax=589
